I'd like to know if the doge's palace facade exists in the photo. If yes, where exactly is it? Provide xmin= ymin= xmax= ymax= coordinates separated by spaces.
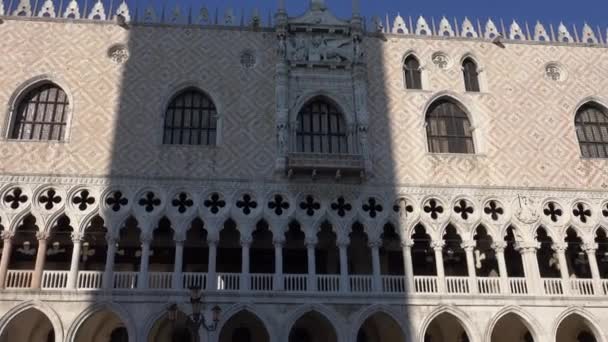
xmin=0 ymin=0 xmax=607 ymax=341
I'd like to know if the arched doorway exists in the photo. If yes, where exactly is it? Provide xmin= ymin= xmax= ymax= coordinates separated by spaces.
xmin=424 ymin=312 xmax=470 ymax=342
xmin=288 ymin=311 xmax=337 ymax=342
xmin=148 ymin=311 xmax=196 ymax=342
xmin=0 ymin=308 xmax=55 ymax=342
xmin=218 ymin=310 xmax=270 ymax=342
xmin=556 ymin=313 xmax=599 ymax=342
xmin=74 ymin=309 xmax=128 ymax=342
xmin=356 ymin=312 xmax=405 ymax=342
xmin=490 ymin=313 xmax=535 ymax=342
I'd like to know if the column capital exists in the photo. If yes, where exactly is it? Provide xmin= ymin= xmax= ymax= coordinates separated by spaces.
xmin=1 ymin=231 xmax=15 ymax=241
xmin=337 ymin=236 xmax=350 ymax=248
xmin=492 ymin=241 xmax=507 ymax=253
xmin=582 ymin=242 xmax=598 ymax=252
xmin=36 ymin=231 xmax=50 ymax=241
xmin=140 ymin=232 xmax=153 ymax=244
xmin=305 ymin=236 xmax=318 ymax=248
xmin=206 ymin=238 xmax=219 ymax=247
xmin=431 ymin=241 xmax=445 ymax=251
xmin=367 ymin=240 xmax=382 ymax=249
xmin=461 ymin=241 xmax=476 ymax=251
xmin=71 ymin=231 xmax=84 ymax=243
xmin=105 ymin=234 xmax=119 ymax=245
xmin=240 ymin=236 xmax=252 ymax=247
xmin=515 ymin=241 xmax=540 ymax=253
xmin=552 ymin=242 xmax=568 ymax=253
xmin=273 ymin=236 xmax=286 ymax=247
xmin=400 ymin=239 xmax=414 ymax=248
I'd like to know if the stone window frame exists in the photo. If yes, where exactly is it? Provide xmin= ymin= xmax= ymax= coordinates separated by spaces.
xmin=158 ymin=82 xmax=223 ymax=148
xmin=573 ymin=99 xmax=608 ymax=159
xmin=3 ymin=75 xmax=75 ymax=144
xmin=421 ymin=92 xmax=485 ymax=156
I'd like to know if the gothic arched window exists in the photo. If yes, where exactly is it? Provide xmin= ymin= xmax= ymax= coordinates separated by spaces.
xmin=163 ymin=88 xmax=218 ymax=146
xmin=10 ymin=83 xmax=69 ymax=141
xmin=296 ymin=97 xmax=347 ymax=154
xmin=462 ymin=58 xmax=480 ymax=92
xmin=575 ymin=103 xmax=608 ymax=158
xmin=425 ymin=99 xmax=475 ymax=154
xmin=403 ymin=55 xmax=422 ymax=90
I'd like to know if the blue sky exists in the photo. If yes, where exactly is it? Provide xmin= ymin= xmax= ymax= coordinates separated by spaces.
xmin=150 ymin=0 xmax=605 ymax=28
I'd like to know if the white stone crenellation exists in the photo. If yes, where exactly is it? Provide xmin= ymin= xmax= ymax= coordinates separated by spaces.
xmin=0 ymin=0 xmax=606 ymax=46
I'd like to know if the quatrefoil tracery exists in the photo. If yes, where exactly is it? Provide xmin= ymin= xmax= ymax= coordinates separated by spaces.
xmin=72 ymin=189 xmax=95 ymax=211
xmin=172 ymin=192 xmax=193 ymax=214
xmin=106 ymin=191 xmax=128 ymax=212
xmin=39 ymin=189 xmax=62 ymax=210
xmin=236 ymin=194 xmax=257 ymax=215
xmin=4 ymin=187 xmax=28 ymax=210
xmin=268 ymin=195 xmax=290 ymax=216
xmin=543 ymin=202 xmax=563 ymax=223
xmin=454 ymin=199 xmax=474 ymax=220
xmin=300 ymin=196 xmax=321 ymax=217
xmin=204 ymin=193 xmax=226 ymax=215
xmin=138 ymin=192 xmax=161 ymax=213
xmin=484 ymin=200 xmax=504 ymax=221
xmin=424 ymin=199 xmax=443 ymax=220
xmin=330 ymin=197 xmax=351 ymax=217
xmin=572 ymin=202 xmax=591 ymax=223
xmin=362 ymin=197 xmax=383 ymax=218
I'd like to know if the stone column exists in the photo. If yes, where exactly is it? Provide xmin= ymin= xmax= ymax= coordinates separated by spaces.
xmin=462 ymin=241 xmax=478 ymax=294
xmin=432 ymin=241 xmax=445 ymax=293
xmin=207 ymin=239 xmax=218 ymax=291
xmin=401 ymin=239 xmax=415 ymax=293
xmin=67 ymin=232 xmax=83 ymax=289
xmin=492 ymin=242 xmax=509 ymax=294
xmin=370 ymin=240 xmax=382 ymax=292
xmin=583 ymin=243 xmax=601 ymax=294
xmin=0 ymin=231 xmax=15 ymax=289
xmin=241 ymin=237 xmax=251 ymax=291
xmin=173 ymin=238 xmax=185 ymax=290
xmin=103 ymin=235 xmax=117 ymax=289
xmin=31 ymin=231 xmax=49 ymax=289
xmin=138 ymin=234 xmax=152 ymax=289
xmin=306 ymin=237 xmax=317 ymax=292
xmin=274 ymin=237 xmax=284 ymax=291
xmin=516 ymin=242 xmax=541 ymax=295
xmin=337 ymin=236 xmax=349 ymax=293
xmin=553 ymin=243 xmax=570 ymax=295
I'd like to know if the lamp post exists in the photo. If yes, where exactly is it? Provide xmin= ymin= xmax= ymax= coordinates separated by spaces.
xmin=167 ymin=285 xmax=222 ymax=340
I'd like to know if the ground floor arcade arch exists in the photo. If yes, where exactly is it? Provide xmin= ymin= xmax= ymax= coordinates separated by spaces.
xmin=218 ymin=310 xmax=270 ymax=342
xmin=0 ymin=307 xmax=55 ymax=342
xmin=288 ymin=311 xmax=338 ymax=342
xmin=356 ymin=311 xmax=406 ymax=342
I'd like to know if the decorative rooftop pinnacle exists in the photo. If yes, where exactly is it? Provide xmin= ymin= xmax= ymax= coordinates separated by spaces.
xmin=310 ymin=0 xmax=326 ymax=11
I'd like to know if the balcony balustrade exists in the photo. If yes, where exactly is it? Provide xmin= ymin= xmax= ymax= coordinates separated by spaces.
xmin=3 ymin=269 xmax=607 ymax=299
xmin=508 ymin=277 xmax=529 ymax=295
xmin=477 ymin=277 xmax=501 ymax=295
xmin=41 ymin=271 xmax=69 ymax=290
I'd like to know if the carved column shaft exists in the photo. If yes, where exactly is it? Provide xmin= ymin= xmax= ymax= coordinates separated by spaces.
xmin=67 ymin=235 xmax=83 ymax=289
xmin=337 ymin=239 xmax=349 ymax=293
xmin=31 ymin=234 xmax=49 ymax=289
xmin=173 ymin=240 xmax=184 ymax=289
xmin=493 ymin=243 xmax=509 ymax=294
xmin=306 ymin=238 xmax=317 ymax=291
xmin=138 ymin=238 xmax=151 ymax=289
xmin=0 ymin=235 xmax=14 ymax=289
xmin=433 ymin=242 xmax=445 ymax=292
xmin=207 ymin=240 xmax=218 ymax=291
xmin=274 ymin=239 xmax=284 ymax=290
xmin=103 ymin=238 xmax=117 ymax=289
xmin=463 ymin=244 xmax=478 ymax=294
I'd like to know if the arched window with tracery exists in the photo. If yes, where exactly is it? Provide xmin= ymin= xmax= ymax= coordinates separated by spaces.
xmin=575 ymin=103 xmax=608 ymax=158
xmin=10 ymin=82 xmax=69 ymax=141
xmin=462 ymin=58 xmax=480 ymax=92
xmin=403 ymin=55 xmax=422 ymax=90
xmin=163 ymin=88 xmax=218 ymax=146
xmin=295 ymin=97 xmax=347 ymax=154
xmin=425 ymin=99 xmax=475 ymax=154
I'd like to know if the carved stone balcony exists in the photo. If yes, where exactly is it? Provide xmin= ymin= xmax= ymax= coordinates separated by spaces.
xmin=286 ymin=153 xmax=365 ymax=180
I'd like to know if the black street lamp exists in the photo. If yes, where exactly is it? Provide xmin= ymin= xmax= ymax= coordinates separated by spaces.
xmin=167 ymin=286 xmax=222 ymax=333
